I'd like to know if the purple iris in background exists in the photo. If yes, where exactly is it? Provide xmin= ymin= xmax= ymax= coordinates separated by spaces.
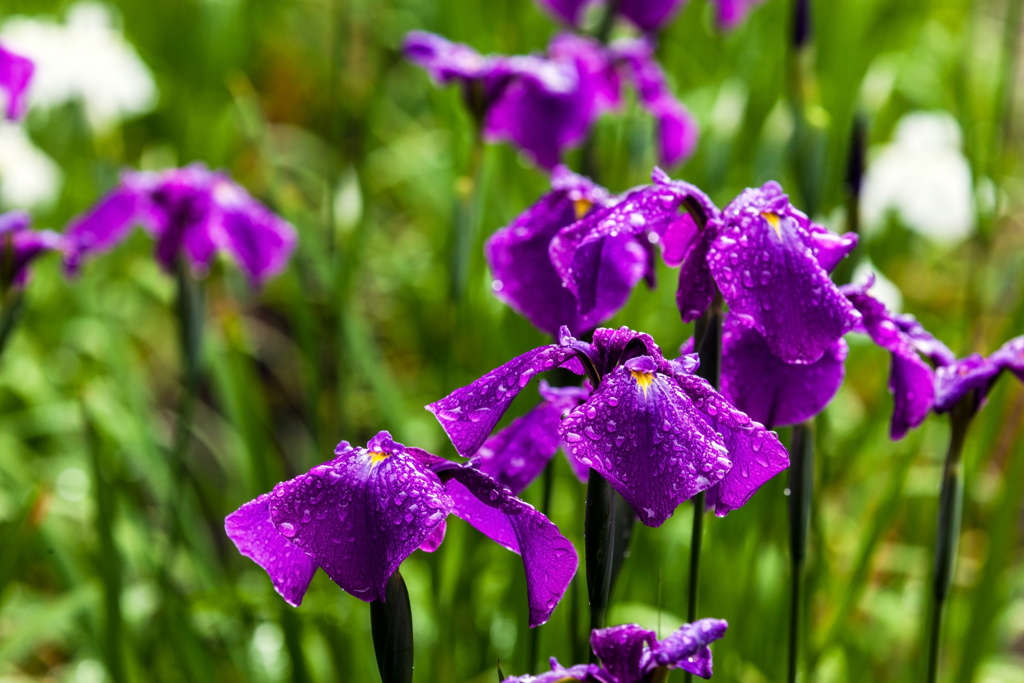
xmin=714 ymin=0 xmax=769 ymax=28
xmin=932 ymin=336 xmax=1024 ymax=415
xmin=63 ymin=163 xmax=297 ymax=288
xmin=504 ymin=619 xmax=727 ymax=681
xmin=0 ymin=43 xmax=34 ymax=121
xmin=428 ymin=325 xmax=788 ymax=523
xmin=486 ymin=165 xmax=648 ymax=336
xmin=226 ymin=431 xmax=578 ymax=627
xmin=404 ymin=31 xmax=698 ymax=168
xmin=536 ymin=0 xmax=764 ymax=30
xmin=0 ymin=211 xmax=64 ymax=290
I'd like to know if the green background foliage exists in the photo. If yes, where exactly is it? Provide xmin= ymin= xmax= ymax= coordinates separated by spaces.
xmin=1 ymin=0 xmax=1023 ymax=681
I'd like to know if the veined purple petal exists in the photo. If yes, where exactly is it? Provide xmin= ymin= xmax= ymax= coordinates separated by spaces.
xmin=212 ymin=181 xmax=298 ymax=288
xmin=720 ymin=313 xmax=847 ymax=428
xmin=590 ymin=623 xmax=656 ymax=682
xmin=675 ymin=226 xmax=717 ymax=323
xmin=486 ymin=170 xmax=643 ymax=336
xmin=442 ymin=465 xmax=578 ymax=627
xmin=225 ymin=493 xmax=317 ymax=607
xmin=842 ymin=279 xmax=935 ymax=439
xmin=672 ymin=367 xmax=789 ymax=517
xmin=648 ymin=619 xmax=728 ymax=679
xmin=618 ymin=0 xmax=688 ymax=30
xmin=0 ymin=43 xmax=34 ymax=121
xmin=427 ymin=343 xmax=580 ymax=456
xmin=711 ymin=182 xmax=860 ymax=364
xmin=991 ymin=336 xmax=1024 ymax=382
xmin=268 ymin=433 xmax=452 ymax=603
xmin=558 ymin=357 xmax=729 ymax=527
xmin=933 ymin=355 xmax=1002 ymax=414
xmin=63 ymin=185 xmax=143 ymax=272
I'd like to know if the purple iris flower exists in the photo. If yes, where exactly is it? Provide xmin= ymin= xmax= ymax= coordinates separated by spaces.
xmin=504 ymin=618 xmax=727 ymax=681
xmin=63 ymin=164 xmax=297 ymax=288
xmin=428 ymin=325 xmax=788 ymax=524
xmin=536 ymin=0 xmax=687 ymax=32
xmin=933 ymin=336 xmax=1024 ymax=415
xmin=226 ymin=431 xmax=578 ymax=627
xmin=0 ymin=43 xmax=34 ymax=121
xmin=0 ymin=211 xmax=65 ymax=289
xmin=486 ymin=166 xmax=648 ymax=336
xmin=404 ymin=32 xmax=698 ymax=168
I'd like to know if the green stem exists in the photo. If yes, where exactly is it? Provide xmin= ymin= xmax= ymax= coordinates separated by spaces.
xmin=686 ymin=491 xmax=705 ymax=627
xmin=926 ymin=399 xmax=974 ymax=683
xmin=370 ymin=570 xmax=415 ymax=683
xmin=0 ymin=289 xmax=24 ymax=363
xmin=787 ymin=422 xmax=814 ymax=683
xmin=172 ymin=261 xmax=204 ymax=464
xmin=585 ymin=468 xmax=615 ymax=660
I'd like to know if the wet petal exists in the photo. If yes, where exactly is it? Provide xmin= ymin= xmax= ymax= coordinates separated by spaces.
xmin=806 ymin=222 xmax=857 ymax=273
xmin=934 ymin=355 xmax=1002 ymax=414
xmin=426 ymin=343 xmax=580 ymax=456
xmin=590 ymin=623 xmax=656 ymax=683
xmin=442 ymin=465 xmax=579 ymax=627
xmin=720 ymin=313 xmax=847 ymax=427
xmin=475 ymin=398 xmax=565 ymax=495
xmin=675 ymin=226 xmax=717 ymax=323
xmin=617 ymin=0 xmax=688 ymax=30
xmin=672 ymin=371 xmax=789 ymax=517
xmin=225 ymin=493 xmax=317 ymax=607
xmin=558 ymin=360 xmax=728 ymax=528
xmin=0 ymin=43 xmax=34 ymax=121
xmin=991 ymin=336 xmax=1024 ymax=382
xmin=711 ymin=183 xmax=860 ymax=363
xmin=418 ymin=518 xmax=447 ymax=553
xmin=586 ymin=326 xmax=668 ymax=377
xmin=268 ymin=433 xmax=452 ymax=603
xmin=649 ymin=619 xmax=728 ymax=679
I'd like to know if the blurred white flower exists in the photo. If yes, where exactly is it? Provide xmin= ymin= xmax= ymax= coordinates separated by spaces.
xmin=0 ymin=122 xmax=62 ymax=208
xmin=861 ymin=111 xmax=974 ymax=244
xmin=0 ymin=2 xmax=157 ymax=130
xmin=852 ymin=259 xmax=904 ymax=313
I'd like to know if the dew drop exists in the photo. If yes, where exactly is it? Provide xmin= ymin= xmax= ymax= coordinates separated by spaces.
xmin=279 ymin=522 xmax=296 ymax=538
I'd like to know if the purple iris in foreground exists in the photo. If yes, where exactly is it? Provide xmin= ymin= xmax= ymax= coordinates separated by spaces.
xmin=504 ymin=619 xmax=727 ymax=681
xmin=486 ymin=166 xmax=647 ymax=336
xmin=0 ymin=211 xmax=64 ymax=289
xmin=63 ymin=164 xmax=297 ymax=288
xmin=0 ymin=43 xmax=33 ymax=121
xmin=428 ymin=326 xmax=788 ymax=523
xmin=404 ymin=32 xmax=698 ymax=168
xmin=225 ymin=431 xmax=577 ymax=627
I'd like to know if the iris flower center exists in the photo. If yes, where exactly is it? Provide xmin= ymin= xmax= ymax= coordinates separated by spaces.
xmin=574 ymin=199 xmax=593 ymax=219
xmin=761 ymin=211 xmax=782 ymax=239
xmin=631 ymin=370 xmax=655 ymax=397
xmin=368 ymin=451 xmax=389 ymax=467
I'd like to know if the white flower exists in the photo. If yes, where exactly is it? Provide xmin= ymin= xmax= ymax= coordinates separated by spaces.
xmin=861 ymin=111 xmax=974 ymax=244
xmin=852 ymin=260 xmax=903 ymax=313
xmin=0 ymin=122 xmax=62 ymax=208
xmin=0 ymin=2 xmax=157 ymax=130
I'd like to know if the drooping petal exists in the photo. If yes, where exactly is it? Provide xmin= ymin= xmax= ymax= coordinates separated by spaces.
xmin=806 ymin=221 xmax=857 ymax=273
xmin=648 ymin=619 xmax=728 ymax=679
xmin=590 ymin=623 xmax=656 ymax=683
xmin=486 ymin=173 xmax=643 ymax=336
xmin=212 ymin=181 xmax=298 ymax=288
xmin=475 ymin=397 xmax=565 ymax=495
xmin=671 ymin=367 xmax=789 ymax=517
xmin=426 ymin=343 xmax=580 ymax=456
xmin=225 ymin=493 xmax=317 ymax=608
xmin=441 ymin=465 xmax=579 ymax=627
xmin=675 ymin=225 xmax=717 ymax=323
xmin=720 ymin=313 xmax=847 ymax=428
xmin=0 ymin=43 xmax=34 ymax=121
xmin=402 ymin=31 xmax=492 ymax=85
xmin=710 ymin=182 xmax=860 ymax=363
xmin=894 ymin=314 xmax=957 ymax=368
xmin=617 ymin=0 xmax=688 ymax=31
xmin=418 ymin=519 xmax=447 ymax=553
xmin=558 ymin=357 xmax=729 ymax=527
xmin=933 ymin=355 xmax=1002 ymax=414
xmin=991 ymin=336 xmax=1024 ymax=382
xmin=268 ymin=434 xmax=452 ymax=603
xmin=842 ymin=279 xmax=936 ymax=439
xmin=62 ymin=185 xmax=143 ymax=271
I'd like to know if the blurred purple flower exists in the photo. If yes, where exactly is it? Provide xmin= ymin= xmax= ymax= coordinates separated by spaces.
xmin=714 ymin=0 xmax=768 ymax=29
xmin=405 ymin=31 xmax=698 ymax=168
xmin=427 ymin=325 xmax=788 ymax=523
xmin=535 ymin=0 xmax=687 ymax=32
xmin=504 ymin=618 xmax=727 ymax=681
xmin=0 ymin=210 xmax=64 ymax=289
xmin=486 ymin=166 xmax=647 ymax=336
xmin=0 ymin=43 xmax=34 ymax=121
xmin=63 ymin=164 xmax=297 ymax=288
xmin=226 ymin=431 xmax=578 ymax=627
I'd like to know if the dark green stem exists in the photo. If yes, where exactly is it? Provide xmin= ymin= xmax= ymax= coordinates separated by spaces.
xmin=370 ymin=570 xmax=414 ymax=683
xmin=926 ymin=399 xmax=974 ymax=683
xmin=0 ymin=288 xmax=24 ymax=364
xmin=787 ymin=421 xmax=814 ymax=683
xmin=172 ymin=261 xmax=204 ymax=464
xmin=686 ymin=491 xmax=705 ymax=626
xmin=585 ymin=468 xmax=615 ymax=660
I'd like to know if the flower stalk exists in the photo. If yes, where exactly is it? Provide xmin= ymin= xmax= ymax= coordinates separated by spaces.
xmin=926 ymin=397 xmax=974 ymax=683
xmin=370 ymin=570 xmax=415 ymax=683
xmin=585 ymin=467 xmax=616 ymax=658
xmin=787 ymin=420 xmax=814 ymax=683
xmin=172 ymin=260 xmax=205 ymax=463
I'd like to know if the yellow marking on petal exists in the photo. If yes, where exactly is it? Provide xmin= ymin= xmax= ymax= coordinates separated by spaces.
xmin=761 ymin=211 xmax=782 ymax=239
xmin=574 ymin=199 xmax=593 ymax=220
xmin=369 ymin=451 xmax=389 ymax=467
xmin=631 ymin=370 xmax=655 ymax=398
